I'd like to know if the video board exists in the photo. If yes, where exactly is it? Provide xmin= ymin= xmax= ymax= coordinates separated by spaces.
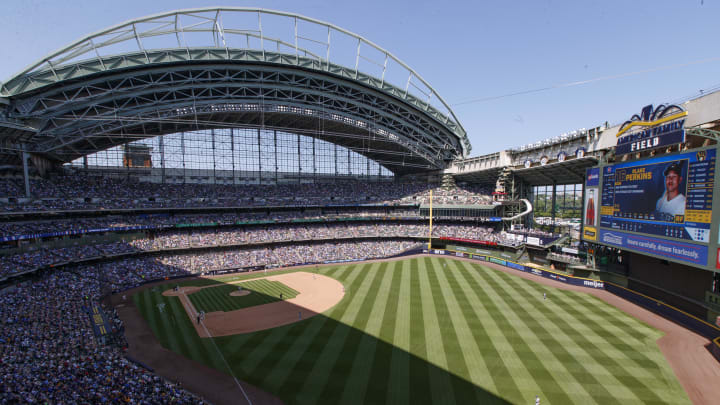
xmin=582 ymin=167 xmax=600 ymax=242
xmin=598 ymin=148 xmax=715 ymax=243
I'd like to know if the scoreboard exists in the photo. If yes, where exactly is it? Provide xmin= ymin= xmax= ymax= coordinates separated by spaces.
xmin=584 ymin=147 xmax=716 ymax=267
xmin=599 ymin=149 xmax=715 ymax=243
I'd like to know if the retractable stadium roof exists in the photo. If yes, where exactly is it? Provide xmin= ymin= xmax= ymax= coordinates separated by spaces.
xmin=0 ymin=7 xmax=471 ymax=175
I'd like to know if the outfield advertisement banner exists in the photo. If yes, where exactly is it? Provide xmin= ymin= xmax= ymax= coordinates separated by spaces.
xmin=598 ymin=229 xmax=708 ymax=266
xmin=438 ymin=237 xmax=498 ymax=246
xmin=513 ymin=264 xmax=604 ymax=289
xmin=0 ymin=225 xmax=159 ymax=242
xmin=447 ymin=244 xmax=493 ymax=256
xmin=526 ymin=236 xmax=541 ymax=246
xmin=505 ymin=261 xmax=525 ymax=271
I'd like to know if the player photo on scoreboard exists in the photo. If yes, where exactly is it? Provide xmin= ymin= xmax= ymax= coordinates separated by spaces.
xmin=654 ymin=161 xmax=686 ymax=221
xmin=611 ymin=159 xmax=687 ymax=223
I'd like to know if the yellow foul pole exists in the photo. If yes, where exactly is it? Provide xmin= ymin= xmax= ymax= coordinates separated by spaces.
xmin=428 ymin=189 xmax=433 ymax=250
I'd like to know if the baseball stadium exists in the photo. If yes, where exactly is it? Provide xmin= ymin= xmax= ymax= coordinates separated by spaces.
xmin=2 ymin=6 xmax=720 ymax=405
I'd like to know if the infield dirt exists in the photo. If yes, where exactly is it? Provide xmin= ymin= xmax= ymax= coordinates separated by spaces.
xmin=162 ymin=271 xmax=344 ymax=337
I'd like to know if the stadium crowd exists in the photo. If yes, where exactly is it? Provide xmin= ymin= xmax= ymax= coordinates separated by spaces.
xmin=155 ymin=240 xmax=424 ymax=272
xmin=0 ymin=222 xmax=516 ymax=278
xmin=0 ymin=174 xmax=494 ymax=211
xmin=0 ymin=230 xmax=431 ymax=403
xmin=0 ymin=268 xmax=206 ymax=403
xmin=0 ymin=209 xmax=420 ymax=239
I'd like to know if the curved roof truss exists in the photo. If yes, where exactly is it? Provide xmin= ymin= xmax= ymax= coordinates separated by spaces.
xmin=0 ymin=7 xmax=470 ymax=170
xmin=8 ymin=61 xmax=462 ymax=174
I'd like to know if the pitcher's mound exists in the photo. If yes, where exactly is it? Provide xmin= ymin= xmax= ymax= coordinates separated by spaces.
xmin=229 ymin=290 xmax=251 ymax=297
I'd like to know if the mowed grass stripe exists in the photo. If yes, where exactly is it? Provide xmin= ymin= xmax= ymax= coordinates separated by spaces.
xmin=417 ymin=258 xmax=457 ymax=404
xmin=556 ymin=290 xmax=662 ymax=350
xmin=538 ymin=287 xmax=667 ymax=370
xmin=430 ymin=258 xmax=504 ymax=402
xmin=424 ymin=257 xmax=480 ymax=403
xmin=386 ymin=258 xmax=412 ymax=405
xmin=256 ymin=279 xmax=279 ymax=298
xmin=536 ymin=284 xmax=690 ymax=403
xmin=148 ymin=292 xmax=184 ymax=354
xmin=508 ymin=270 xmax=687 ymax=403
xmin=338 ymin=262 xmax=397 ymax=403
xmin=137 ymin=289 xmax=177 ymax=351
xmin=136 ymin=287 xmax=224 ymax=371
xmin=252 ymin=264 xmax=369 ymax=395
xmin=224 ymin=265 xmax=365 ymax=390
xmin=165 ymin=295 xmax=226 ymax=371
xmin=497 ymin=272 xmax=661 ymax=403
xmin=474 ymin=265 xmax=585 ymax=404
xmin=484 ymin=263 xmax=685 ymax=404
xmin=565 ymin=290 xmax=663 ymax=343
xmin=484 ymin=267 xmax=609 ymax=404
xmin=243 ymin=266 xmax=362 ymax=376
xmin=443 ymin=260 xmax=522 ymax=402
xmin=282 ymin=263 xmax=377 ymax=402
xmin=451 ymin=261 xmax=542 ymax=403
xmin=544 ymin=285 xmax=676 ymax=378
xmin=460 ymin=262 xmax=560 ymax=402
xmin=315 ymin=262 xmax=390 ymax=403
xmin=213 ymin=272 xmax=310 ymax=357
xmin=135 ymin=290 xmax=159 ymax=342
xmin=408 ymin=258 xmax=433 ymax=405
xmin=540 ymin=289 xmax=654 ymax=347
xmin=188 ymin=279 xmax=299 ymax=313
xmin=157 ymin=291 xmax=224 ymax=370
xmin=366 ymin=260 xmax=404 ymax=404
xmin=278 ymin=263 xmax=377 ymax=402
xmin=206 ymin=288 xmax=226 ymax=311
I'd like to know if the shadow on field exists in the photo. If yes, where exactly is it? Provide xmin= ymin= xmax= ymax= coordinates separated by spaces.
xmin=116 ymin=258 xmax=514 ymax=405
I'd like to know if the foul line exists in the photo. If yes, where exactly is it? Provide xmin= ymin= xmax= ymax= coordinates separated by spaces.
xmin=182 ymin=290 xmax=253 ymax=405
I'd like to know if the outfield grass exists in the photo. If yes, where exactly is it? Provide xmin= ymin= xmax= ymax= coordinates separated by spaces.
xmin=187 ymin=279 xmax=299 ymax=312
xmin=134 ymin=258 xmax=690 ymax=405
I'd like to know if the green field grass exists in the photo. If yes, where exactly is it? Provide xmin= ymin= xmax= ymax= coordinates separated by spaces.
xmin=134 ymin=258 xmax=690 ymax=405
xmin=187 ymin=279 xmax=299 ymax=312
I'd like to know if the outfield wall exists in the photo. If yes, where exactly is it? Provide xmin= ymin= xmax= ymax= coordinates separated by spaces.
xmin=604 ymin=282 xmax=720 ymax=341
xmin=627 ymin=253 xmax=713 ymax=319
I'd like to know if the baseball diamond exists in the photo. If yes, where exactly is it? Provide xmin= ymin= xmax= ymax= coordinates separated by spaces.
xmin=185 ymin=278 xmax=300 ymax=313
xmin=130 ymin=257 xmax=691 ymax=405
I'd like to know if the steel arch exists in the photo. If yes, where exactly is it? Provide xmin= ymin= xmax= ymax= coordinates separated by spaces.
xmin=0 ymin=7 xmax=470 ymax=173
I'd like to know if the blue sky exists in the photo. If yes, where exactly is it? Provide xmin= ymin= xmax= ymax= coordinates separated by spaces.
xmin=2 ymin=0 xmax=718 ymax=157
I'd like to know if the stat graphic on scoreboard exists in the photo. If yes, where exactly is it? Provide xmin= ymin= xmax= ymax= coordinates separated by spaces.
xmin=598 ymin=148 xmax=715 ymax=243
